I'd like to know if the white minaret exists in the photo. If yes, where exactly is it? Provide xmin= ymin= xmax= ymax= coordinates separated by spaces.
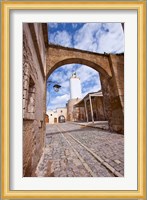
xmin=70 ymin=72 xmax=82 ymax=99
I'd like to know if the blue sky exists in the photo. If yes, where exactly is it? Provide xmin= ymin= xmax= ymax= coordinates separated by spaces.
xmin=47 ymin=23 xmax=124 ymax=110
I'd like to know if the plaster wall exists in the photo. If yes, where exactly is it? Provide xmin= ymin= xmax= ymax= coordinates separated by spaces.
xmin=47 ymin=107 xmax=67 ymax=124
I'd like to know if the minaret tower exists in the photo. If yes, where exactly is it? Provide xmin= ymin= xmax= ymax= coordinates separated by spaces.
xmin=70 ymin=72 xmax=82 ymax=99
xmin=67 ymin=72 xmax=82 ymax=121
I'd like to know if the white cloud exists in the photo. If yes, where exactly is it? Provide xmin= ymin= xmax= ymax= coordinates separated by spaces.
xmin=72 ymin=23 xmax=78 ymax=29
xmin=97 ymin=23 xmax=124 ymax=53
xmin=49 ymin=94 xmax=70 ymax=108
xmin=48 ymin=22 xmax=124 ymax=53
xmin=49 ymin=71 xmax=66 ymax=83
xmin=61 ymin=80 xmax=69 ymax=88
xmin=46 ymin=90 xmax=50 ymax=107
xmin=76 ymin=65 xmax=100 ymax=84
xmin=49 ymin=30 xmax=72 ymax=47
xmin=48 ymin=23 xmax=58 ymax=29
xmin=74 ymin=23 xmax=101 ymax=52
xmin=48 ymin=64 xmax=79 ymax=93
xmin=74 ymin=23 xmax=124 ymax=53
xmin=82 ymin=84 xmax=101 ymax=98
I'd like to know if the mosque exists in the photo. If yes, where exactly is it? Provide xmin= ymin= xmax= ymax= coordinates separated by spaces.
xmin=46 ymin=72 xmax=107 ymax=124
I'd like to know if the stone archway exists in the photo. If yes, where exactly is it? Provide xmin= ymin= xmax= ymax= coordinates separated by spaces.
xmin=58 ymin=115 xmax=66 ymax=123
xmin=46 ymin=44 xmax=124 ymax=133
xmin=23 ymin=23 xmax=124 ymax=177
xmin=47 ymin=44 xmax=112 ymax=78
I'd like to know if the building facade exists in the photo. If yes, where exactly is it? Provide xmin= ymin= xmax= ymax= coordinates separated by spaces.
xmin=46 ymin=107 xmax=67 ymax=124
xmin=23 ymin=23 xmax=48 ymax=176
xmin=74 ymin=91 xmax=107 ymax=123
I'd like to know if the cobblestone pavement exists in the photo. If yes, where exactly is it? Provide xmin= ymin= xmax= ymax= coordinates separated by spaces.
xmin=36 ymin=122 xmax=124 ymax=177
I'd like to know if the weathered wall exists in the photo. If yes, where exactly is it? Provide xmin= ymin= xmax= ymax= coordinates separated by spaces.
xmin=81 ymin=96 xmax=106 ymax=122
xmin=109 ymin=54 xmax=124 ymax=110
xmin=78 ymin=107 xmax=86 ymax=121
xmin=67 ymin=98 xmax=82 ymax=121
xmin=100 ymin=54 xmax=124 ymax=133
xmin=46 ymin=110 xmax=58 ymax=124
xmin=46 ymin=108 xmax=67 ymax=124
xmin=69 ymin=96 xmax=106 ymax=123
xmin=92 ymin=96 xmax=106 ymax=121
xmin=57 ymin=108 xmax=67 ymax=122
xmin=23 ymin=121 xmax=34 ymax=176
xmin=23 ymin=23 xmax=48 ymax=176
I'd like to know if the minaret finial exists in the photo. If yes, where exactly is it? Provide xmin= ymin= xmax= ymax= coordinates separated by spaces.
xmin=72 ymin=72 xmax=76 ymax=78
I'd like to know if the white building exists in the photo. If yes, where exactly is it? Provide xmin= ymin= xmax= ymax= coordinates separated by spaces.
xmin=46 ymin=107 xmax=67 ymax=124
xmin=70 ymin=72 xmax=82 ymax=99
xmin=67 ymin=72 xmax=82 ymax=121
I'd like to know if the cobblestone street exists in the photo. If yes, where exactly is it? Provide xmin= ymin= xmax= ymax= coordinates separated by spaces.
xmin=36 ymin=122 xmax=124 ymax=177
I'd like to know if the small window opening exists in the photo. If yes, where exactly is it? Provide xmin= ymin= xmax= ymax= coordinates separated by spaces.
xmin=27 ymin=77 xmax=35 ymax=113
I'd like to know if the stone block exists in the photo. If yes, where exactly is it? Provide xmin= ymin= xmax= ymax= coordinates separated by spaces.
xmin=28 ymin=105 xmax=34 ymax=113
xmin=24 ymin=112 xmax=35 ymax=120
xmin=24 ymin=65 xmax=30 ymax=75
xmin=114 ymin=160 xmax=121 ymax=164
xmin=29 ymin=87 xmax=36 ymax=93
xmin=39 ymin=120 xmax=43 ymax=128
xmin=23 ymin=90 xmax=28 ymax=99
xmin=23 ymin=80 xmax=29 ymax=89
xmin=23 ymin=99 xmax=26 ymax=109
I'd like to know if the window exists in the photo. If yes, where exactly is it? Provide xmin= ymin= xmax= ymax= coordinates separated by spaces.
xmin=27 ymin=77 xmax=35 ymax=113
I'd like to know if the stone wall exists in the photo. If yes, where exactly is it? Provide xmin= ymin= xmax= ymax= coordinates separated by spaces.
xmin=47 ymin=44 xmax=112 ymax=78
xmin=46 ymin=108 xmax=67 ymax=124
xmin=57 ymin=108 xmax=67 ymax=122
xmin=92 ymin=96 xmax=106 ymax=121
xmin=23 ymin=23 xmax=48 ymax=176
xmin=69 ymin=93 xmax=106 ymax=123
xmin=67 ymin=98 xmax=82 ymax=121
xmin=100 ymin=54 xmax=124 ymax=133
xmin=75 ymin=96 xmax=106 ymax=122
xmin=78 ymin=107 xmax=86 ymax=121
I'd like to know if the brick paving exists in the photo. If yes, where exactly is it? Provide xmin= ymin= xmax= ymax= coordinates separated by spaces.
xmin=36 ymin=122 xmax=124 ymax=177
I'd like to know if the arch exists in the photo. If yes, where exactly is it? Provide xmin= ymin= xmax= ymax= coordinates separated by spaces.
xmin=46 ymin=44 xmax=124 ymax=133
xmin=47 ymin=58 xmax=110 ymax=79
xmin=58 ymin=115 xmax=65 ymax=123
xmin=46 ymin=44 xmax=112 ymax=79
